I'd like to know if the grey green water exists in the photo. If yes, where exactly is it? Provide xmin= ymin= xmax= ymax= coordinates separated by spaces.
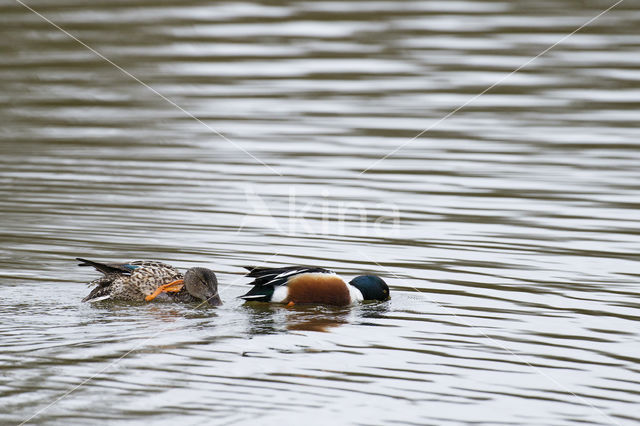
xmin=1 ymin=0 xmax=640 ymax=425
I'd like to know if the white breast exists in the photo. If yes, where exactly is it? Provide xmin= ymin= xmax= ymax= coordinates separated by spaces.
xmin=348 ymin=285 xmax=364 ymax=304
xmin=271 ymin=286 xmax=289 ymax=303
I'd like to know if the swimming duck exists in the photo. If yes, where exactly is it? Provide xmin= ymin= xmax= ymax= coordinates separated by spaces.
xmin=239 ymin=266 xmax=390 ymax=306
xmin=77 ymin=258 xmax=222 ymax=306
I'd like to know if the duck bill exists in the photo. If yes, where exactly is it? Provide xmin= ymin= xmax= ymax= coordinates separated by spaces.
xmin=206 ymin=293 xmax=223 ymax=306
xmin=145 ymin=279 xmax=185 ymax=301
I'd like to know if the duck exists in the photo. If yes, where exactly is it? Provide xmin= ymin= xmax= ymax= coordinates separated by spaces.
xmin=239 ymin=266 xmax=390 ymax=306
xmin=77 ymin=258 xmax=222 ymax=306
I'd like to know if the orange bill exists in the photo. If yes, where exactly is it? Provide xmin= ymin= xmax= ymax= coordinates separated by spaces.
xmin=145 ymin=279 xmax=185 ymax=301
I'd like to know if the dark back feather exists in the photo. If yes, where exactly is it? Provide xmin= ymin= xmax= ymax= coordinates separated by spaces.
xmin=76 ymin=258 xmax=135 ymax=276
xmin=77 ymin=258 xmax=174 ymax=276
xmin=243 ymin=265 xmax=333 ymax=288
xmin=239 ymin=266 xmax=334 ymax=301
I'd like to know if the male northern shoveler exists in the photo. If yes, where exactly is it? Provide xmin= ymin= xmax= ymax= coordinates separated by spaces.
xmin=77 ymin=258 xmax=222 ymax=306
xmin=239 ymin=266 xmax=390 ymax=306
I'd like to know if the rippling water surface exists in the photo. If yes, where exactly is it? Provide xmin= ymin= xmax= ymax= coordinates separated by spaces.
xmin=1 ymin=0 xmax=640 ymax=424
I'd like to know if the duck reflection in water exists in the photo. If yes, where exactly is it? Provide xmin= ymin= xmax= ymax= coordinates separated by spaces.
xmin=242 ymin=302 xmax=390 ymax=334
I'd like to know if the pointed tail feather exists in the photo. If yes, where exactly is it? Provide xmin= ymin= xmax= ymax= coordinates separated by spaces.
xmin=76 ymin=258 xmax=132 ymax=275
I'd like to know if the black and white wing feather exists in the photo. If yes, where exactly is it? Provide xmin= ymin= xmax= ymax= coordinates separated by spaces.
xmin=243 ymin=265 xmax=333 ymax=287
xmin=240 ymin=266 xmax=334 ymax=301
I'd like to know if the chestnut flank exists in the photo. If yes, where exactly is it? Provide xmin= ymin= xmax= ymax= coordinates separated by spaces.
xmin=286 ymin=273 xmax=350 ymax=306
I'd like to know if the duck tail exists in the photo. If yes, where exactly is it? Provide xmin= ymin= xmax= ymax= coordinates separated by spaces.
xmin=82 ymin=284 xmax=112 ymax=302
xmin=76 ymin=258 xmax=131 ymax=276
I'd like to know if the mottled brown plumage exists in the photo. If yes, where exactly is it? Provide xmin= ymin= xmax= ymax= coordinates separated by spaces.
xmin=78 ymin=258 xmax=221 ymax=305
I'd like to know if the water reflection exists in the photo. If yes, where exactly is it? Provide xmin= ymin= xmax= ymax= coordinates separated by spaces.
xmin=2 ymin=0 xmax=640 ymax=424
xmin=242 ymin=303 xmax=351 ymax=333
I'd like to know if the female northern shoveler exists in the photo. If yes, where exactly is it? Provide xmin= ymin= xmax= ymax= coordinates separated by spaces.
xmin=77 ymin=258 xmax=222 ymax=306
xmin=239 ymin=266 xmax=390 ymax=306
